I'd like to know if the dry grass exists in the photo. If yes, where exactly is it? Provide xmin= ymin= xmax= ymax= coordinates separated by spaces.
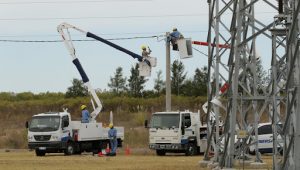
xmin=0 ymin=151 xmax=203 ymax=170
xmin=0 ymin=150 xmax=276 ymax=170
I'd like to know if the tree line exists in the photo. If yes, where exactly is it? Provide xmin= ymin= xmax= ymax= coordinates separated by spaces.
xmin=66 ymin=60 xmax=208 ymax=98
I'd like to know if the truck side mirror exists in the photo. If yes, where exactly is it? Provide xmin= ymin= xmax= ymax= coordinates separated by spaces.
xmin=144 ymin=120 xmax=148 ymax=128
xmin=25 ymin=121 xmax=29 ymax=129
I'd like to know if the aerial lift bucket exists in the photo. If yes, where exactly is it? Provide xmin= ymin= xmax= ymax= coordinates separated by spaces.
xmin=177 ymin=38 xmax=193 ymax=59
xmin=138 ymin=56 xmax=156 ymax=77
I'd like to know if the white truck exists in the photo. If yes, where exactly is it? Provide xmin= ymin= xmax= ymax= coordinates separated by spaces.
xmin=145 ymin=111 xmax=208 ymax=156
xmin=26 ymin=111 xmax=124 ymax=156
xmin=248 ymin=122 xmax=283 ymax=154
xmin=26 ymin=22 xmax=156 ymax=156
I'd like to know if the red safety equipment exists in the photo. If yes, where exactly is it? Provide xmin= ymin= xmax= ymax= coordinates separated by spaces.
xmin=192 ymin=41 xmax=231 ymax=49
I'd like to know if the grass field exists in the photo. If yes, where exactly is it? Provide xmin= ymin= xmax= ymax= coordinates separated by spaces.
xmin=0 ymin=150 xmax=275 ymax=170
xmin=0 ymin=150 xmax=202 ymax=170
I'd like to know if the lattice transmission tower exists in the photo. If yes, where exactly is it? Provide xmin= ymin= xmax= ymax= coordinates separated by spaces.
xmin=202 ymin=0 xmax=300 ymax=169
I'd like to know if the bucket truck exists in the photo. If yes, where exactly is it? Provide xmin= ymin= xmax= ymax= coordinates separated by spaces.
xmin=145 ymin=110 xmax=209 ymax=156
xmin=26 ymin=22 xmax=157 ymax=156
xmin=145 ymin=83 xmax=229 ymax=156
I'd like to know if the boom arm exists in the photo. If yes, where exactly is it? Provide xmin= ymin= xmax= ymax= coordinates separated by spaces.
xmin=86 ymin=32 xmax=150 ymax=65
xmin=57 ymin=23 xmax=103 ymax=122
xmin=57 ymin=22 xmax=154 ymax=120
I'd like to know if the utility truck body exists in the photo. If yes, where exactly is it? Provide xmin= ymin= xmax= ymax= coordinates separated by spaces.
xmin=27 ymin=111 xmax=124 ymax=156
xmin=147 ymin=111 xmax=207 ymax=156
xmin=26 ymin=22 xmax=145 ymax=156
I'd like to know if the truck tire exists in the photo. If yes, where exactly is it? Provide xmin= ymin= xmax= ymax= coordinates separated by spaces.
xmin=249 ymin=149 xmax=255 ymax=155
xmin=64 ymin=142 xmax=74 ymax=155
xmin=156 ymin=150 xmax=166 ymax=156
xmin=35 ymin=149 xmax=46 ymax=156
xmin=185 ymin=143 xmax=197 ymax=156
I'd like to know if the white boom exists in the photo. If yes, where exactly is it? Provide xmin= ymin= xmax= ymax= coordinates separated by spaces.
xmin=57 ymin=23 xmax=102 ymax=122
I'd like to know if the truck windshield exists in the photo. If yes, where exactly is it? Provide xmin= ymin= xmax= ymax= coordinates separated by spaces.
xmin=29 ymin=116 xmax=60 ymax=132
xmin=150 ymin=114 xmax=180 ymax=129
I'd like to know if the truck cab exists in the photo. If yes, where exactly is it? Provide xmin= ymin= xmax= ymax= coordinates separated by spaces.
xmin=27 ymin=111 xmax=124 ymax=156
xmin=147 ymin=111 xmax=207 ymax=156
xmin=27 ymin=111 xmax=72 ymax=156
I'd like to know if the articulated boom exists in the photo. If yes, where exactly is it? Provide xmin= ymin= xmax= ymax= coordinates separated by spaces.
xmin=57 ymin=22 xmax=156 ymax=121
xmin=57 ymin=23 xmax=102 ymax=122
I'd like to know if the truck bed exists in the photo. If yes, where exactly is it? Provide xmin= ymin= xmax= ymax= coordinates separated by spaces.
xmin=71 ymin=121 xmax=124 ymax=141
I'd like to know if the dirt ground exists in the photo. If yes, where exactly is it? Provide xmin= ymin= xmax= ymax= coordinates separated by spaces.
xmin=0 ymin=150 xmax=273 ymax=170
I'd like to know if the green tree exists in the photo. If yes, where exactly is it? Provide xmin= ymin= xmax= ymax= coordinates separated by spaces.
xmin=171 ymin=60 xmax=187 ymax=95
xmin=256 ymin=59 xmax=269 ymax=86
xmin=182 ymin=79 xmax=194 ymax=96
xmin=128 ymin=64 xmax=148 ymax=97
xmin=154 ymin=70 xmax=165 ymax=95
xmin=192 ymin=67 xmax=208 ymax=96
xmin=65 ymin=78 xmax=88 ymax=98
xmin=108 ymin=67 xmax=127 ymax=95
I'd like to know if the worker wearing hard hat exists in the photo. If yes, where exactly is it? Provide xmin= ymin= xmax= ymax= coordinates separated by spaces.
xmin=107 ymin=123 xmax=117 ymax=156
xmin=168 ymin=27 xmax=184 ymax=51
xmin=141 ymin=45 xmax=152 ymax=59
xmin=81 ymin=105 xmax=90 ymax=123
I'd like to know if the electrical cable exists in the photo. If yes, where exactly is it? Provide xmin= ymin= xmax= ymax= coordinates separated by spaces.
xmin=0 ymin=30 xmax=208 ymax=38
xmin=0 ymin=35 xmax=163 ymax=43
xmin=0 ymin=0 xmax=151 ymax=5
xmin=0 ymin=12 xmax=276 ymax=21
xmin=192 ymin=47 xmax=208 ymax=57
xmin=0 ymin=14 xmax=206 ymax=21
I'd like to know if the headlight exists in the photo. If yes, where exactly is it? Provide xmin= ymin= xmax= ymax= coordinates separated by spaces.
xmin=51 ymin=135 xmax=59 ymax=140
xmin=28 ymin=136 xmax=33 ymax=141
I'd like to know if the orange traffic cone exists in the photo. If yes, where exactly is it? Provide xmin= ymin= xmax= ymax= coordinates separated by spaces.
xmin=98 ymin=151 xmax=104 ymax=157
xmin=105 ymin=143 xmax=111 ymax=155
xmin=125 ymin=145 xmax=131 ymax=156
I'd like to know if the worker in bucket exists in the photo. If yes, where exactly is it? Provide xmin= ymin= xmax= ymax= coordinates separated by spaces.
xmin=107 ymin=123 xmax=117 ymax=156
xmin=141 ymin=45 xmax=151 ymax=59
xmin=168 ymin=28 xmax=184 ymax=51
xmin=81 ymin=105 xmax=90 ymax=123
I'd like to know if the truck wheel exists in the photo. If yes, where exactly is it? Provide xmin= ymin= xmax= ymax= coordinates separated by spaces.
xmin=185 ymin=143 xmax=197 ymax=156
xmin=249 ymin=149 xmax=255 ymax=155
xmin=35 ymin=149 xmax=46 ymax=156
xmin=64 ymin=142 xmax=74 ymax=155
xmin=156 ymin=150 xmax=166 ymax=156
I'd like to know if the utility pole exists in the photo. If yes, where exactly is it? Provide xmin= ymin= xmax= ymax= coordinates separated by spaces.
xmin=166 ymin=32 xmax=171 ymax=111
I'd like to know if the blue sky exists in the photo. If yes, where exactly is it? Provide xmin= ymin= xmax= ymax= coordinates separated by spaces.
xmin=0 ymin=0 xmax=276 ymax=93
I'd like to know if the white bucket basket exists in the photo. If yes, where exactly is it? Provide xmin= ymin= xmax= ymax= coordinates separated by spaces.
xmin=138 ymin=61 xmax=151 ymax=77
xmin=177 ymin=38 xmax=193 ymax=59
xmin=147 ymin=56 xmax=157 ymax=67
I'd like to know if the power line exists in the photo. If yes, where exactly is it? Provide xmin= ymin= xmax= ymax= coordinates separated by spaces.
xmin=0 ymin=12 xmax=277 ymax=21
xmin=0 ymin=30 xmax=208 ymax=38
xmin=0 ymin=35 xmax=162 ymax=43
xmin=192 ymin=47 xmax=208 ymax=57
xmin=0 ymin=14 xmax=206 ymax=21
xmin=0 ymin=0 xmax=151 ymax=5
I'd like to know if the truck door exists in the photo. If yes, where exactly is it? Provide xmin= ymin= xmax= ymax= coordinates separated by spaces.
xmin=182 ymin=113 xmax=192 ymax=137
xmin=61 ymin=115 xmax=72 ymax=142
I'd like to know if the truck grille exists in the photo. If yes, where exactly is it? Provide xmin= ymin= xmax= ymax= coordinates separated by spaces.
xmin=34 ymin=135 xmax=51 ymax=141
